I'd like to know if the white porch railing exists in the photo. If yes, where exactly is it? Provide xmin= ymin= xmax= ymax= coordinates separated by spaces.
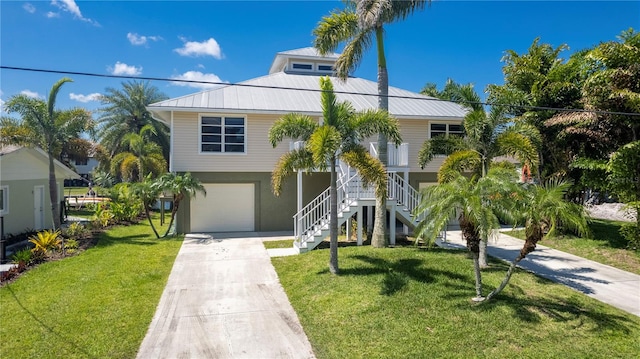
xmin=387 ymin=172 xmax=424 ymax=222
xmin=369 ymin=142 xmax=409 ymax=167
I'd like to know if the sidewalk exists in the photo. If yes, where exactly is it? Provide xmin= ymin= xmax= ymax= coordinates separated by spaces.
xmin=136 ymin=232 xmax=315 ymax=359
xmin=438 ymin=230 xmax=640 ymax=317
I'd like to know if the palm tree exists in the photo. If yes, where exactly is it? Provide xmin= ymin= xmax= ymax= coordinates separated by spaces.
xmin=314 ymin=0 xmax=429 ymax=248
xmin=97 ymin=81 xmax=169 ymax=163
xmin=110 ymin=125 xmax=167 ymax=182
xmin=484 ymin=179 xmax=590 ymax=301
xmin=153 ymin=172 xmax=206 ymax=238
xmin=414 ymin=168 xmax=518 ymax=301
xmin=1 ymin=77 xmax=93 ymax=230
xmin=133 ymin=174 xmax=163 ymax=239
xmin=269 ymin=77 xmax=401 ymax=274
xmin=418 ymin=80 xmax=540 ymax=267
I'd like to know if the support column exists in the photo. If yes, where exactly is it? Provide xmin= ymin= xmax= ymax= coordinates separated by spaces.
xmin=367 ymin=205 xmax=373 ymax=235
xmin=357 ymin=203 xmax=363 ymax=245
xmin=296 ymin=170 xmax=302 ymax=240
xmin=390 ymin=201 xmax=396 ymax=245
xmin=346 ymin=216 xmax=351 ymax=241
xmin=403 ymin=169 xmax=410 ymax=235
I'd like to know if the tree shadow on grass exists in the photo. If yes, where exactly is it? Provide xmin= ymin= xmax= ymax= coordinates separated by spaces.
xmin=470 ymin=285 xmax=639 ymax=334
xmin=94 ymin=232 xmax=182 ymax=248
xmin=327 ymin=250 xmax=471 ymax=296
xmin=5 ymin=285 xmax=98 ymax=358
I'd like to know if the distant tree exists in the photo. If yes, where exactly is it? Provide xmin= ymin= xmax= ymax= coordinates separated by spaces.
xmin=1 ymin=78 xmax=93 ymax=230
xmin=110 ymin=125 xmax=167 ymax=182
xmin=133 ymin=175 xmax=163 ymax=239
xmin=269 ymin=77 xmax=401 ymax=274
xmin=314 ymin=0 xmax=429 ymax=247
xmin=97 ymin=81 xmax=169 ymax=163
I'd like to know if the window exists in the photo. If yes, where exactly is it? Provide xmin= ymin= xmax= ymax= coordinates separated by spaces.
xmin=0 ymin=186 xmax=8 ymax=215
xmin=318 ymin=64 xmax=333 ymax=72
xmin=291 ymin=63 xmax=313 ymax=71
xmin=200 ymin=116 xmax=246 ymax=153
xmin=429 ymin=123 xmax=464 ymax=138
xmin=75 ymin=158 xmax=88 ymax=166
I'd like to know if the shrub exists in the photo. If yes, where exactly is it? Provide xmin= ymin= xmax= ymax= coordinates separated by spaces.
xmin=109 ymin=183 xmax=143 ymax=222
xmin=0 ymin=262 xmax=27 ymax=282
xmin=91 ymin=203 xmax=115 ymax=228
xmin=64 ymin=239 xmax=79 ymax=254
xmin=63 ymin=222 xmax=91 ymax=239
xmin=28 ymin=230 xmax=61 ymax=254
xmin=11 ymin=248 xmax=33 ymax=265
xmin=620 ymin=223 xmax=640 ymax=251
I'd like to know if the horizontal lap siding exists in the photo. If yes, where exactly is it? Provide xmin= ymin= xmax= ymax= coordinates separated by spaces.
xmin=172 ymin=112 xmax=289 ymax=172
xmin=399 ymin=119 xmax=446 ymax=173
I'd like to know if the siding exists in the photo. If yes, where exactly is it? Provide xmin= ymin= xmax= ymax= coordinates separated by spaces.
xmin=0 ymin=179 xmax=64 ymax=235
xmin=172 ymin=112 xmax=290 ymax=172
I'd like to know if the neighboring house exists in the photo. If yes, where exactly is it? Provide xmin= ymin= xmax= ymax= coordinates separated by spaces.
xmin=147 ymin=47 xmax=466 ymax=252
xmin=0 ymin=145 xmax=80 ymax=236
xmin=66 ymin=156 xmax=99 ymax=186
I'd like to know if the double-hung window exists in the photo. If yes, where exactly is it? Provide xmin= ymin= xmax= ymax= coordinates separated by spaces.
xmin=201 ymin=116 xmax=246 ymax=154
xmin=429 ymin=123 xmax=464 ymax=139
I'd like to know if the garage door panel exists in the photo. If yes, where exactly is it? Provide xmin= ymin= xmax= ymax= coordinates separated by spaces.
xmin=190 ymin=183 xmax=255 ymax=232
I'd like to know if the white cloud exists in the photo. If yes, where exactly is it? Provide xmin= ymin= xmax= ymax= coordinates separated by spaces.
xmin=23 ymin=3 xmax=36 ymax=14
xmin=47 ymin=11 xmax=60 ymax=18
xmin=108 ymin=62 xmax=142 ymax=76
xmin=197 ymin=64 xmax=205 ymax=69
xmin=174 ymin=37 xmax=223 ymax=59
xmin=70 ymin=92 xmax=101 ymax=103
xmin=127 ymin=32 xmax=162 ymax=46
xmin=51 ymin=0 xmax=99 ymax=26
xmin=170 ymin=71 xmax=226 ymax=89
xmin=21 ymin=90 xmax=42 ymax=98
xmin=0 ymin=98 xmax=5 ymax=113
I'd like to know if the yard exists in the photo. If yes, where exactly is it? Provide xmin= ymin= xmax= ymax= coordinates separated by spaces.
xmin=272 ymin=245 xmax=640 ymax=358
xmin=0 ymin=215 xmax=180 ymax=359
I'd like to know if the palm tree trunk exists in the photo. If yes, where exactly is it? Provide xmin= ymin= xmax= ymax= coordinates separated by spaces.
xmin=329 ymin=158 xmax=339 ymax=274
xmin=479 ymin=238 xmax=489 ymax=268
xmin=472 ymin=251 xmax=484 ymax=301
xmin=47 ymin=148 xmax=65 ymax=255
xmin=162 ymin=196 xmax=180 ymax=238
xmin=372 ymin=26 xmax=388 ymax=248
xmin=145 ymin=207 xmax=161 ymax=239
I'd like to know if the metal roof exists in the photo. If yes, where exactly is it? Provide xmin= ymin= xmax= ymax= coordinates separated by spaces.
xmin=268 ymin=47 xmax=340 ymax=74
xmin=148 ymin=71 xmax=467 ymax=124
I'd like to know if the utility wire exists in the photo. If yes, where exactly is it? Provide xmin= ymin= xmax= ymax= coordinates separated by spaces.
xmin=2 ymin=65 xmax=639 ymax=117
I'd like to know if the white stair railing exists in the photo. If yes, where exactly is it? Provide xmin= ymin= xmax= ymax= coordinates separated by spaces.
xmin=387 ymin=172 xmax=424 ymax=222
xmin=370 ymin=142 xmax=409 ymax=167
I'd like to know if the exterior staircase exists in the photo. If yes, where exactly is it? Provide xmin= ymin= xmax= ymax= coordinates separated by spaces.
xmin=292 ymin=163 xmax=425 ymax=253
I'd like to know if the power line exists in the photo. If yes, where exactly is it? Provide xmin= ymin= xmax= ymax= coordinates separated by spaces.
xmin=2 ymin=65 xmax=639 ymax=117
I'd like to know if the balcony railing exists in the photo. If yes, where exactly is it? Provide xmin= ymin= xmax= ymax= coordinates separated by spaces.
xmin=369 ymin=142 xmax=409 ymax=167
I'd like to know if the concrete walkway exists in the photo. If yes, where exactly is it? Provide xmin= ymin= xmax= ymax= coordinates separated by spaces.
xmin=136 ymin=232 xmax=315 ymax=359
xmin=438 ymin=230 xmax=640 ymax=317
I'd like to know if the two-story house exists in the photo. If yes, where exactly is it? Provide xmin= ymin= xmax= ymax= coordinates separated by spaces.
xmin=147 ymin=47 xmax=466 ymax=252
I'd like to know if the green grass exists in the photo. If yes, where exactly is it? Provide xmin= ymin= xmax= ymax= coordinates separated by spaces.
xmin=263 ymin=239 xmax=295 ymax=249
xmin=273 ymin=246 xmax=640 ymax=359
xmin=0 ymin=215 xmax=181 ymax=359
xmin=64 ymin=186 xmax=106 ymax=197
xmin=507 ymin=219 xmax=640 ymax=275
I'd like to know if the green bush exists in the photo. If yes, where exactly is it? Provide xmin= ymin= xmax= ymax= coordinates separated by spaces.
xmin=28 ymin=230 xmax=61 ymax=254
xmin=621 ymin=223 xmax=640 ymax=251
xmin=11 ymin=249 xmax=33 ymax=265
xmin=62 ymin=222 xmax=91 ymax=239
xmin=91 ymin=203 xmax=115 ymax=228
xmin=108 ymin=183 xmax=143 ymax=223
xmin=64 ymin=239 xmax=79 ymax=254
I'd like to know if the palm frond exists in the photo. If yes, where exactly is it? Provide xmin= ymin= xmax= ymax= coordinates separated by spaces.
xmin=341 ymin=146 xmax=387 ymax=198
xmin=268 ymin=114 xmax=318 ymax=147
xmin=307 ymin=125 xmax=342 ymax=169
xmin=438 ymin=150 xmax=481 ymax=183
xmin=335 ymin=28 xmax=374 ymax=79
xmin=313 ymin=9 xmax=359 ymax=55
xmin=271 ymin=149 xmax=315 ymax=196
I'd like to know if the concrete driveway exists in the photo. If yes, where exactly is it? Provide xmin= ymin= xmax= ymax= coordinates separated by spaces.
xmin=136 ymin=232 xmax=315 ymax=359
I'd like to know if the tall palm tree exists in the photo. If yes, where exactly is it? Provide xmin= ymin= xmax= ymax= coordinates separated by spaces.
xmin=484 ymin=179 xmax=590 ymax=301
xmin=110 ymin=125 xmax=167 ymax=182
xmin=97 ymin=81 xmax=169 ymax=163
xmin=314 ymin=0 xmax=429 ymax=248
xmin=1 ymin=77 xmax=93 ymax=230
xmin=153 ymin=172 xmax=206 ymax=238
xmin=269 ymin=77 xmax=401 ymax=274
xmin=414 ymin=168 xmax=518 ymax=301
xmin=418 ymin=80 xmax=540 ymax=267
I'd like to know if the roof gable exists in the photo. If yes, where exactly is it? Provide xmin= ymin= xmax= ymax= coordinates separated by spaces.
xmin=0 ymin=146 xmax=79 ymax=181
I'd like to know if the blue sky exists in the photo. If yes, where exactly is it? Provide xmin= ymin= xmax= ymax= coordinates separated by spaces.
xmin=1 ymin=1 xmax=638 ymax=114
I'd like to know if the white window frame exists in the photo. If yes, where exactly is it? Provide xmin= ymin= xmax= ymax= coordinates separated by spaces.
xmin=0 ymin=185 xmax=8 ymax=216
xmin=428 ymin=122 xmax=464 ymax=139
xmin=289 ymin=61 xmax=315 ymax=73
xmin=199 ymin=114 xmax=247 ymax=155
xmin=316 ymin=63 xmax=334 ymax=73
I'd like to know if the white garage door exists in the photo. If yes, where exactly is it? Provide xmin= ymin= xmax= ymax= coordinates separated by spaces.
xmin=190 ymin=183 xmax=255 ymax=232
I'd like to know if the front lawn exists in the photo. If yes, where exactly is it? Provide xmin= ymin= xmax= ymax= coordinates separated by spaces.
xmin=272 ymin=246 xmax=640 ymax=358
xmin=507 ymin=218 xmax=640 ymax=274
xmin=0 ymin=216 xmax=181 ymax=359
